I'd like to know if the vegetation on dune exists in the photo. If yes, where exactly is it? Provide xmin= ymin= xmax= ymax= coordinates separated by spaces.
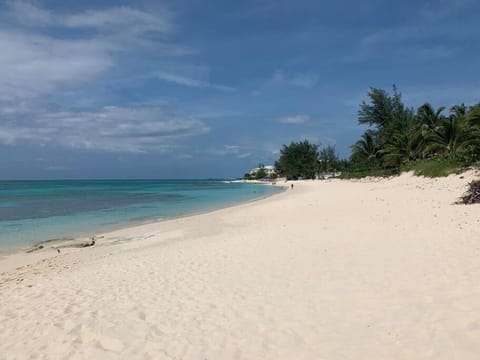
xmin=339 ymin=168 xmax=399 ymax=179
xmin=347 ymin=86 xmax=480 ymax=177
xmin=250 ymin=86 xmax=479 ymax=181
xmin=402 ymin=157 xmax=467 ymax=178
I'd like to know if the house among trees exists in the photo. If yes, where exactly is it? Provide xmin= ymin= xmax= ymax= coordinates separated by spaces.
xmin=250 ymin=165 xmax=276 ymax=177
xmin=244 ymin=164 xmax=276 ymax=180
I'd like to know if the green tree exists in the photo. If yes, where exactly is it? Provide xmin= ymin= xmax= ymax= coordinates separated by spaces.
xmin=318 ymin=145 xmax=340 ymax=172
xmin=424 ymin=104 xmax=480 ymax=156
xmin=275 ymin=140 xmax=319 ymax=180
xmin=467 ymin=104 xmax=480 ymax=127
xmin=466 ymin=104 xmax=480 ymax=158
xmin=357 ymin=86 xmax=418 ymax=167
xmin=416 ymin=103 xmax=445 ymax=132
xmin=350 ymin=130 xmax=379 ymax=168
xmin=254 ymin=165 xmax=267 ymax=179
xmin=412 ymin=103 xmax=446 ymax=158
xmin=380 ymin=109 xmax=424 ymax=167
xmin=358 ymin=86 xmax=406 ymax=129
xmin=348 ymin=87 xmax=480 ymax=175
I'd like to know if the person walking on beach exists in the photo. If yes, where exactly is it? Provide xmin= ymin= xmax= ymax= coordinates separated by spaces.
xmin=291 ymin=183 xmax=294 ymax=189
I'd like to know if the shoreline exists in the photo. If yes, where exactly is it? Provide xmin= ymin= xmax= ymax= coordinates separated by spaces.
xmin=0 ymin=181 xmax=285 ymax=257
xmin=2 ymin=171 xmax=480 ymax=359
xmin=0 ymin=182 xmax=288 ymax=274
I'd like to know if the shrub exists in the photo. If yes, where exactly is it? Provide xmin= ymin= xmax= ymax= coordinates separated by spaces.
xmin=402 ymin=156 xmax=466 ymax=178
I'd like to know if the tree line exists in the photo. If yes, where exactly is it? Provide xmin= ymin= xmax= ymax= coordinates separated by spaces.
xmin=244 ymin=142 xmax=345 ymax=180
xmin=350 ymin=86 xmax=480 ymax=172
xmin=268 ymin=86 xmax=480 ymax=180
xmin=274 ymin=141 xmax=345 ymax=180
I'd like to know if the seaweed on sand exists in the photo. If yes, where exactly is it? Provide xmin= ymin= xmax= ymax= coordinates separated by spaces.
xmin=459 ymin=180 xmax=480 ymax=204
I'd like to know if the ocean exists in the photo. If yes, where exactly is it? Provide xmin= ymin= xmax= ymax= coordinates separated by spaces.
xmin=0 ymin=180 xmax=281 ymax=249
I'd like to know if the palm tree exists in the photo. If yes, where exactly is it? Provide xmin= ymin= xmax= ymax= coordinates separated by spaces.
xmin=415 ymin=103 xmax=446 ymax=158
xmin=381 ymin=126 xmax=424 ymax=167
xmin=351 ymin=130 xmax=379 ymax=168
xmin=349 ymin=86 xmax=480 ymax=172
xmin=416 ymin=103 xmax=446 ymax=130
xmin=466 ymin=104 xmax=480 ymax=127
xmin=424 ymin=104 xmax=480 ymax=155
xmin=465 ymin=104 xmax=480 ymax=158
xmin=377 ymin=107 xmax=424 ymax=167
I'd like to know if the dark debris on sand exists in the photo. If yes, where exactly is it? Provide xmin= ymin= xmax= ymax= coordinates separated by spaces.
xmin=459 ymin=180 xmax=480 ymax=204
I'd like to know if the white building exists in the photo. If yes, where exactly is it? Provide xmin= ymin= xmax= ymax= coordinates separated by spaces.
xmin=249 ymin=165 xmax=276 ymax=178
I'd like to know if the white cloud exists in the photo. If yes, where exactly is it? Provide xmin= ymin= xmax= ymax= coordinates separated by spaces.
xmin=63 ymin=6 xmax=170 ymax=34
xmin=360 ymin=26 xmax=419 ymax=47
xmin=0 ymin=2 xmax=220 ymax=156
xmin=252 ymin=70 xmax=318 ymax=95
xmin=0 ymin=31 xmax=113 ymax=100
xmin=0 ymin=105 xmax=209 ymax=153
xmin=270 ymin=70 xmax=318 ymax=88
xmin=175 ymin=153 xmax=193 ymax=159
xmin=237 ymin=152 xmax=252 ymax=159
xmin=192 ymin=109 xmax=244 ymax=119
xmin=207 ymin=145 xmax=251 ymax=158
xmin=6 ymin=0 xmax=53 ymax=26
xmin=0 ymin=2 xmax=187 ymax=101
xmin=6 ymin=1 xmax=171 ymax=33
xmin=155 ymin=71 xmax=206 ymax=87
xmin=224 ymin=145 xmax=241 ymax=153
xmin=0 ymin=125 xmax=51 ymax=145
xmin=277 ymin=115 xmax=310 ymax=124
xmin=0 ymin=2 xmax=227 ymax=101
xmin=154 ymin=71 xmax=235 ymax=92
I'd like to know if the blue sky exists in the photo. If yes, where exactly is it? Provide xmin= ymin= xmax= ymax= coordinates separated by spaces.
xmin=1 ymin=0 xmax=479 ymax=179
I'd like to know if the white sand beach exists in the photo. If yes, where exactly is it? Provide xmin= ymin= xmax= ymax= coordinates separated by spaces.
xmin=1 ymin=171 xmax=480 ymax=359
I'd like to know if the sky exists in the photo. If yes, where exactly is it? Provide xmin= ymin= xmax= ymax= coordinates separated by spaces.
xmin=1 ymin=0 xmax=480 ymax=179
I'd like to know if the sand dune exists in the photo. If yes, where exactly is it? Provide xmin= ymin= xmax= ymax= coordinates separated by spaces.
xmin=1 ymin=171 xmax=480 ymax=359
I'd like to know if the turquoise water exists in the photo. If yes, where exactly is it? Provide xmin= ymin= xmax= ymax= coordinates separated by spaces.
xmin=0 ymin=180 xmax=281 ymax=249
